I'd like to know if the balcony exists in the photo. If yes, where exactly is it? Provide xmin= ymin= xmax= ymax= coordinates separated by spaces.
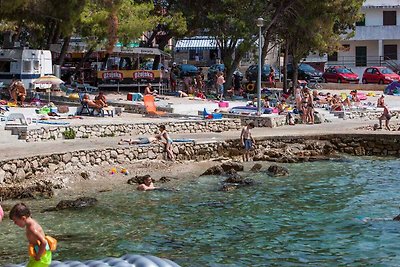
xmin=349 ymin=25 xmax=400 ymax=41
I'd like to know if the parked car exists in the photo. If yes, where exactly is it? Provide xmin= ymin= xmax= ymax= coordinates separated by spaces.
xmin=322 ymin=66 xmax=359 ymax=83
xmin=286 ymin=63 xmax=323 ymax=82
xmin=362 ymin=66 xmax=400 ymax=84
xmin=245 ymin=64 xmax=279 ymax=82
xmin=177 ymin=64 xmax=199 ymax=78
xmin=207 ymin=64 xmax=243 ymax=81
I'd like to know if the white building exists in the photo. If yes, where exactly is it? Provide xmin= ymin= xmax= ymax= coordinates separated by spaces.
xmin=326 ymin=0 xmax=400 ymax=77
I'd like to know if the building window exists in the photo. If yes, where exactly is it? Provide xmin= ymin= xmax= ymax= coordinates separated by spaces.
xmin=23 ymin=60 xmax=32 ymax=72
xmin=383 ymin=11 xmax=396 ymax=26
xmin=0 ymin=61 xmax=11 ymax=72
xmin=356 ymin=14 xmax=365 ymax=26
xmin=355 ymin=46 xmax=367 ymax=67
xmin=384 ymin=45 xmax=397 ymax=60
xmin=328 ymin=52 xmax=338 ymax=61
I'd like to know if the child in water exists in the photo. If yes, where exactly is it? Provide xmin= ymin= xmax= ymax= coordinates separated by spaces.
xmin=10 ymin=203 xmax=55 ymax=267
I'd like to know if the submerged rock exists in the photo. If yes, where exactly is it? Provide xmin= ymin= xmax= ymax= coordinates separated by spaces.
xmin=250 ymin=163 xmax=263 ymax=172
xmin=218 ymin=184 xmax=238 ymax=192
xmin=0 ymin=181 xmax=54 ymax=200
xmin=201 ymin=165 xmax=224 ymax=176
xmin=159 ymin=176 xmax=171 ymax=183
xmin=221 ymin=162 xmax=244 ymax=172
xmin=267 ymin=164 xmax=289 ymax=177
xmin=393 ymin=214 xmax=400 ymax=221
xmin=55 ymin=197 xmax=98 ymax=210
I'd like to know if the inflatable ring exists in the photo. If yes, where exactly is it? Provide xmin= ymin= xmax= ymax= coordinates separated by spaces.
xmin=246 ymin=83 xmax=255 ymax=92
xmin=8 ymin=254 xmax=181 ymax=267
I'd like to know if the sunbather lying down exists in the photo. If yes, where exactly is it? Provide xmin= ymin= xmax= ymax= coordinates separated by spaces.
xmin=119 ymin=136 xmax=158 ymax=145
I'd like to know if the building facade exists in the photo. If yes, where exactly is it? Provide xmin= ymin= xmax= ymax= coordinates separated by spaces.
xmin=326 ymin=0 xmax=400 ymax=77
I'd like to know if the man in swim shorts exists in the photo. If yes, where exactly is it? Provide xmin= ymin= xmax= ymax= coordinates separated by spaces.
xmin=240 ymin=121 xmax=256 ymax=161
xmin=10 ymin=203 xmax=53 ymax=267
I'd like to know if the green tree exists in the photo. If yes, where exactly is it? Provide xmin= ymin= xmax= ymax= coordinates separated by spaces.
xmin=178 ymin=0 xmax=296 ymax=88
xmin=283 ymin=0 xmax=364 ymax=88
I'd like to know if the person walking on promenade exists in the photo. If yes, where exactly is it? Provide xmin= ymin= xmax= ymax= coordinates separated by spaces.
xmin=216 ymin=71 xmax=225 ymax=101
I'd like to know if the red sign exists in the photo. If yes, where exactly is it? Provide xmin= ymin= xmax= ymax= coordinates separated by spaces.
xmin=102 ymin=71 xmax=123 ymax=80
xmin=133 ymin=71 xmax=155 ymax=80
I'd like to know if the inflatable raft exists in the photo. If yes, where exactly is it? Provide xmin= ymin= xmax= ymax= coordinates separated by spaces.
xmin=5 ymin=254 xmax=181 ymax=267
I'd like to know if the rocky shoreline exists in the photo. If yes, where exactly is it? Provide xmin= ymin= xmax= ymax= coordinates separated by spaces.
xmin=1 ymin=133 xmax=399 ymax=201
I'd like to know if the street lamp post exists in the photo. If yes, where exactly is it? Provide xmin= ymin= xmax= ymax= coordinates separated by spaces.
xmin=256 ymin=17 xmax=264 ymax=116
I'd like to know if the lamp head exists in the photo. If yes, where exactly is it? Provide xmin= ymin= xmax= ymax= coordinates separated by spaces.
xmin=256 ymin=17 xmax=264 ymax=27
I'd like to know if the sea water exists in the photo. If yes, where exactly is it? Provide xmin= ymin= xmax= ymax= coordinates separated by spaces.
xmin=1 ymin=157 xmax=400 ymax=266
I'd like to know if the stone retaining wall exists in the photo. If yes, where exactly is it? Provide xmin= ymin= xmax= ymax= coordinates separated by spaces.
xmin=1 ymin=133 xmax=400 ymax=190
xmin=26 ymin=119 xmax=241 ymax=142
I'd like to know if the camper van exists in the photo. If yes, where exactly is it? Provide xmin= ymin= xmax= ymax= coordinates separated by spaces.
xmin=0 ymin=48 xmax=53 ymax=89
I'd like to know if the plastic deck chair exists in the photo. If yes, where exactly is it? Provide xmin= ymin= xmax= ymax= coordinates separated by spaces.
xmin=143 ymin=95 xmax=166 ymax=116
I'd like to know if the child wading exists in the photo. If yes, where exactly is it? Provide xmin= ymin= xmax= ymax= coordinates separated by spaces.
xmin=10 ymin=203 xmax=57 ymax=267
xmin=240 ymin=121 xmax=256 ymax=161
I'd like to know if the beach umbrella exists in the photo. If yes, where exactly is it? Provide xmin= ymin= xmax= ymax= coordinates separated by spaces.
xmin=33 ymin=75 xmax=64 ymax=85
xmin=384 ymin=81 xmax=400 ymax=95
xmin=33 ymin=75 xmax=65 ymax=103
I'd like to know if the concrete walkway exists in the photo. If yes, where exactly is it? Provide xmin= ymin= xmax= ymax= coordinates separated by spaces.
xmin=0 ymin=117 xmax=395 ymax=161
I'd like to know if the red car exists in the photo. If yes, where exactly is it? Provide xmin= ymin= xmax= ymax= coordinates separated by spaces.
xmin=322 ymin=66 xmax=359 ymax=83
xmin=362 ymin=66 xmax=400 ymax=84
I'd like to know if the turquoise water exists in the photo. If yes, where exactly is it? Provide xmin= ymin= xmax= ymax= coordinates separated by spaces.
xmin=1 ymin=157 xmax=400 ymax=266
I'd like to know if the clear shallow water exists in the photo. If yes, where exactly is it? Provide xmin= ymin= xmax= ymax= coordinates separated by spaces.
xmin=1 ymin=157 xmax=400 ymax=266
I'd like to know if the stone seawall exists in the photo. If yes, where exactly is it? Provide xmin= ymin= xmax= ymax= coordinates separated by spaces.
xmin=1 ymin=133 xmax=399 ymax=191
xmin=26 ymin=119 xmax=241 ymax=142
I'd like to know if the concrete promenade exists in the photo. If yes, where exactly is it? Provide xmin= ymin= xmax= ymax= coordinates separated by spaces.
xmin=1 ymin=88 xmax=400 ymax=161
xmin=0 ymin=116 xmax=394 ymax=161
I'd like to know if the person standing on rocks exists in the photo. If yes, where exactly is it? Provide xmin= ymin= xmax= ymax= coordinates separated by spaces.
xmin=0 ymin=204 xmax=3 ymax=222
xmin=241 ymin=121 xmax=256 ymax=161
xmin=378 ymin=105 xmax=391 ymax=130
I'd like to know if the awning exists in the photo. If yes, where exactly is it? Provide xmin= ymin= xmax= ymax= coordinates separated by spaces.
xmin=106 ymin=47 xmax=171 ymax=58
xmin=175 ymin=38 xmax=217 ymax=51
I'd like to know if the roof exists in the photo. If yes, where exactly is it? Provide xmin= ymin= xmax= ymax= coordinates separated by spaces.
xmin=175 ymin=37 xmax=217 ymax=51
xmin=101 ymin=47 xmax=170 ymax=58
xmin=363 ymin=0 xmax=400 ymax=8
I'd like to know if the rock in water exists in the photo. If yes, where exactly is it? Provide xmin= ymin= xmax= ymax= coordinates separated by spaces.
xmin=267 ymin=164 xmax=289 ymax=177
xmin=250 ymin=163 xmax=263 ymax=172
xmin=201 ymin=165 xmax=224 ymax=176
xmin=55 ymin=197 xmax=98 ymax=210
xmin=221 ymin=161 xmax=244 ymax=172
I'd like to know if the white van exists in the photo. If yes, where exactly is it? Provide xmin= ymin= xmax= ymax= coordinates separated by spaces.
xmin=0 ymin=48 xmax=53 ymax=89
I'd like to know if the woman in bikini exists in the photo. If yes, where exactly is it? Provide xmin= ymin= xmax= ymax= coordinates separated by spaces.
xmin=156 ymin=125 xmax=175 ymax=161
